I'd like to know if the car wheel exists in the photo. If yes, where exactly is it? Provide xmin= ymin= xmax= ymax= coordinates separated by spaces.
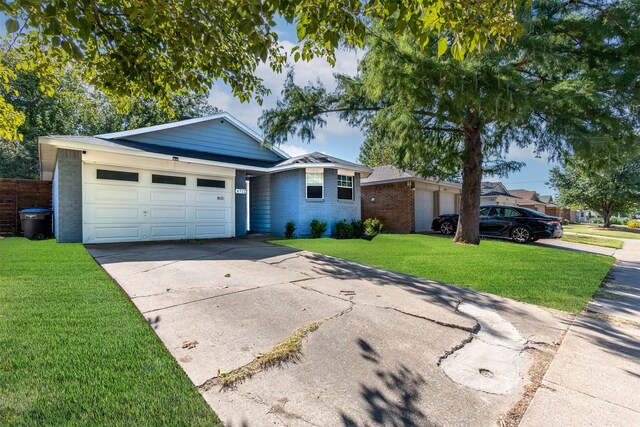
xmin=511 ymin=226 xmax=532 ymax=243
xmin=440 ymin=221 xmax=455 ymax=235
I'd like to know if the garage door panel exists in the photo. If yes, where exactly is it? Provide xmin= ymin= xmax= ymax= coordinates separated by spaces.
xmin=440 ymin=193 xmax=457 ymax=215
xmin=150 ymin=189 xmax=187 ymax=203
xmin=415 ymin=190 xmax=434 ymax=232
xmin=150 ymin=225 xmax=188 ymax=239
xmin=149 ymin=207 xmax=188 ymax=221
xmin=94 ymin=206 xmax=141 ymax=220
xmin=195 ymin=209 xmax=228 ymax=221
xmin=94 ymin=225 xmax=141 ymax=240
xmin=195 ymin=225 xmax=228 ymax=238
xmin=84 ymin=164 xmax=233 ymax=243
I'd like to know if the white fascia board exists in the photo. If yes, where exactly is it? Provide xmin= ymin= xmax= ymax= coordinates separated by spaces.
xmin=95 ymin=112 xmax=290 ymax=160
xmin=362 ymin=176 xmax=462 ymax=188
xmin=269 ymin=163 xmax=373 ymax=175
xmin=38 ymin=137 xmax=271 ymax=173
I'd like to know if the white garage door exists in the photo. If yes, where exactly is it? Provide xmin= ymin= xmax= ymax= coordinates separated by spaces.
xmin=414 ymin=188 xmax=435 ymax=232
xmin=83 ymin=164 xmax=233 ymax=243
xmin=440 ymin=191 xmax=457 ymax=215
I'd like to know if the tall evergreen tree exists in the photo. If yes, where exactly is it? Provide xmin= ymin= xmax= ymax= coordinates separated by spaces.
xmin=260 ymin=0 xmax=640 ymax=244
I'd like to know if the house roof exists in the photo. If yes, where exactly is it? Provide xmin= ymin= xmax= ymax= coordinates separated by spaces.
xmin=270 ymin=152 xmax=372 ymax=174
xmin=361 ymin=165 xmax=461 ymax=188
xmin=539 ymin=195 xmax=554 ymax=204
xmin=509 ymin=189 xmax=545 ymax=205
xmin=481 ymin=181 xmax=517 ymax=198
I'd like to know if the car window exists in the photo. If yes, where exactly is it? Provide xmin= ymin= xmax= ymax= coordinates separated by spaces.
xmin=480 ymin=207 xmax=491 ymax=217
xmin=502 ymin=208 xmax=521 ymax=217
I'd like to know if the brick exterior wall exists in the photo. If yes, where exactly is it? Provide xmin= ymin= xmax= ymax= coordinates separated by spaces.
xmin=361 ymin=182 xmax=415 ymax=233
xmin=53 ymin=149 xmax=83 ymax=243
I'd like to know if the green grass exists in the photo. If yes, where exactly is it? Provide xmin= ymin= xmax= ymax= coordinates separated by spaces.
xmin=561 ymin=234 xmax=624 ymax=249
xmin=0 ymin=238 xmax=221 ymax=426
xmin=563 ymin=224 xmax=640 ymax=239
xmin=272 ymin=234 xmax=614 ymax=313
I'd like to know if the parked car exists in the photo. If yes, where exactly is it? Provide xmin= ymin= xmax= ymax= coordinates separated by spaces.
xmin=431 ymin=205 xmax=563 ymax=243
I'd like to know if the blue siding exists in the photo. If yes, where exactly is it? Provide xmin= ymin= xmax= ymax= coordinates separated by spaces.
xmin=249 ymin=175 xmax=271 ymax=233
xmin=270 ymin=170 xmax=303 ymax=237
xmin=267 ymin=169 xmax=362 ymax=237
xmin=124 ymin=120 xmax=282 ymax=162
xmin=235 ymin=170 xmax=247 ymax=237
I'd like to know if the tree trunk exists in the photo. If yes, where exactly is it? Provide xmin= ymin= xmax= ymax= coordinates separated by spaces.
xmin=453 ymin=123 xmax=483 ymax=245
xmin=603 ymin=213 xmax=612 ymax=228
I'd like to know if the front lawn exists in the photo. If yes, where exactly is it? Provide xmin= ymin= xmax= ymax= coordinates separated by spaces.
xmin=563 ymin=224 xmax=640 ymax=240
xmin=561 ymin=234 xmax=623 ymax=249
xmin=0 ymin=238 xmax=221 ymax=426
xmin=272 ymin=234 xmax=614 ymax=313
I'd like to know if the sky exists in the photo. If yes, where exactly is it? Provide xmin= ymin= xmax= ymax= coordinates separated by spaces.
xmin=208 ymin=20 xmax=560 ymax=196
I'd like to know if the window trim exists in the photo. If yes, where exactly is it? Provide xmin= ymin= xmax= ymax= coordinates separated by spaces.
xmin=151 ymin=174 xmax=187 ymax=186
xmin=306 ymin=171 xmax=324 ymax=200
xmin=197 ymin=178 xmax=226 ymax=189
xmin=96 ymin=169 xmax=139 ymax=182
xmin=337 ymin=174 xmax=354 ymax=201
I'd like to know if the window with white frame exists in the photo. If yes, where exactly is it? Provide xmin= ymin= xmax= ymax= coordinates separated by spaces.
xmin=306 ymin=172 xmax=323 ymax=199
xmin=337 ymin=174 xmax=353 ymax=200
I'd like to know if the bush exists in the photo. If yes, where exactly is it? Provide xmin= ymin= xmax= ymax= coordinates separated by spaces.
xmin=351 ymin=219 xmax=364 ymax=238
xmin=589 ymin=217 xmax=603 ymax=224
xmin=609 ymin=216 xmax=625 ymax=225
xmin=627 ymin=220 xmax=640 ymax=229
xmin=284 ymin=221 xmax=296 ymax=239
xmin=363 ymin=218 xmax=383 ymax=240
xmin=335 ymin=219 xmax=353 ymax=239
xmin=310 ymin=219 xmax=328 ymax=238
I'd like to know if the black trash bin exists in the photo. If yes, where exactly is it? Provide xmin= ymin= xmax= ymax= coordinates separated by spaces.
xmin=19 ymin=208 xmax=52 ymax=240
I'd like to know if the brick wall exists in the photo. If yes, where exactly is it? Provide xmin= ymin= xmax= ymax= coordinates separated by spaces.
xmin=361 ymin=182 xmax=414 ymax=233
xmin=0 ymin=179 xmax=52 ymax=236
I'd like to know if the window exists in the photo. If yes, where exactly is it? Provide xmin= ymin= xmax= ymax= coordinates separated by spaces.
xmin=480 ymin=206 xmax=491 ymax=217
xmin=96 ymin=169 xmax=139 ymax=182
xmin=306 ymin=172 xmax=323 ymax=199
xmin=197 ymin=178 xmax=226 ymax=188
xmin=337 ymin=174 xmax=353 ymax=200
xmin=152 ymin=174 xmax=186 ymax=185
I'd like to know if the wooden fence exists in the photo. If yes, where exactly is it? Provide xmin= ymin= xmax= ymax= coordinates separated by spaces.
xmin=0 ymin=179 xmax=53 ymax=236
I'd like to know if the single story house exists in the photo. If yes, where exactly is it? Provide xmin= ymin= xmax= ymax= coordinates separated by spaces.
xmin=481 ymin=182 xmax=520 ymax=206
xmin=508 ymin=189 xmax=548 ymax=213
xmin=541 ymin=195 xmax=577 ymax=222
xmin=361 ymin=166 xmax=461 ymax=233
xmin=39 ymin=113 xmax=371 ymax=243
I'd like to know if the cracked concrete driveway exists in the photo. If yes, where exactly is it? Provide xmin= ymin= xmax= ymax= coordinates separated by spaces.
xmin=87 ymin=238 xmax=572 ymax=426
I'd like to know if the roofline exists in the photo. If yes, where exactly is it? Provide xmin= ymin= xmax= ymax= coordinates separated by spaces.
xmin=361 ymin=176 xmax=461 ymax=188
xmin=38 ymin=137 xmax=370 ymax=176
xmin=94 ymin=112 xmax=290 ymax=160
xmin=39 ymin=137 xmax=271 ymax=174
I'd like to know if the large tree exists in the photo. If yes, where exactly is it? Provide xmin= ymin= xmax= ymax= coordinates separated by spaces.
xmin=0 ymin=0 xmax=526 ymax=140
xmin=260 ymin=0 xmax=640 ymax=244
xmin=0 ymin=66 xmax=218 ymax=179
xmin=549 ymin=157 xmax=640 ymax=228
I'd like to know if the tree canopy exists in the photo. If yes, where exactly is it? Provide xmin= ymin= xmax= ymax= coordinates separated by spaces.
xmin=0 ymin=0 xmax=526 ymax=140
xmin=0 ymin=65 xmax=218 ymax=179
xmin=549 ymin=156 xmax=640 ymax=228
xmin=260 ymin=0 xmax=640 ymax=244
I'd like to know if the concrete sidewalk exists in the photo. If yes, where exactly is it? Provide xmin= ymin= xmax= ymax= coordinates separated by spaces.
xmin=521 ymin=240 xmax=640 ymax=426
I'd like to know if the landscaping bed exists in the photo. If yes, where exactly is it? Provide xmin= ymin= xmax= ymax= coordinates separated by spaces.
xmin=272 ymin=234 xmax=614 ymax=313
xmin=0 ymin=238 xmax=221 ymax=426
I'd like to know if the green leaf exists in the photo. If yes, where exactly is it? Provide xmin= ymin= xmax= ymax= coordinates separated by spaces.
xmin=5 ymin=19 xmax=19 ymax=34
xmin=437 ymin=37 xmax=448 ymax=58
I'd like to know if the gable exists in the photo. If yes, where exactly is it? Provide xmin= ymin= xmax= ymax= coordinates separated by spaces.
xmin=118 ymin=119 xmax=283 ymax=163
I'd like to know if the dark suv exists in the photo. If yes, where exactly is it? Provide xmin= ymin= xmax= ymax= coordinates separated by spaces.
xmin=431 ymin=205 xmax=563 ymax=243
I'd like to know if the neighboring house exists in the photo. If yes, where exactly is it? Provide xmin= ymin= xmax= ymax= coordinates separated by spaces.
xmin=509 ymin=189 xmax=548 ymax=213
xmin=361 ymin=165 xmax=461 ymax=233
xmin=540 ymin=195 xmax=574 ymax=221
xmin=481 ymin=182 xmax=520 ymax=206
xmin=39 ymin=113 xmax=371 ymax=243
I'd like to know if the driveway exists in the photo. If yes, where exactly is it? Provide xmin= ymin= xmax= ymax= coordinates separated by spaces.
xmin=87 ymin=238 xmax=571 ymax=426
